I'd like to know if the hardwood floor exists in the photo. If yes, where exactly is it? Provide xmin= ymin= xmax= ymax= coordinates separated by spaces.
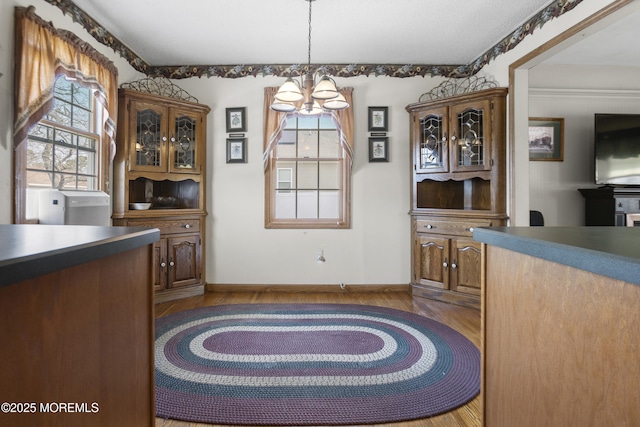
xmin=154 ymin=289 xmax=481 ymax=427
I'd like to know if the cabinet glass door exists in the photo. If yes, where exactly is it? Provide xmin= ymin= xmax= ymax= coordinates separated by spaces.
xmin=451 ymin=100 xmax=491 ymax=171
xmin=416 ymin=107 xmax=448 ymax=173
xmin=169 ymin=109 xmax=201 ymax=174
xmin=130 ymin=102 xmax=168 ymax=172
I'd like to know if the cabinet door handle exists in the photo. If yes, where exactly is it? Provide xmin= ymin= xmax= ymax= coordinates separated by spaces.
xmin=162 ymin=135 xmax=167 ymax=142
xmin=170 ymin=136 xmax=176 ymax=143
xmin=424 ymin=224 xmax=434 ymax=229
xmin=169 ymin=259 xmax=175 ymax=268
xmin=184 ymin=224 xmax=191 ymax=229
xmin=443 ymin=258 xmax=448 ymax=269
xmin=160 ymin=260 xmax=166 ymax=268
xmin=451 ymin=133 xmax=457 ymax=142
xmin=466 ymin=227 xmax=474 ymax=232
xmin=451 ymin=261 xmax=457 ymax=269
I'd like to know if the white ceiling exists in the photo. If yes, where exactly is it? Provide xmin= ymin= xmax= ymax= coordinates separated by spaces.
xmin=70 ymin=0 xmax=555 ymax=66
xmin=65 ymin=0 xmax=640 ymax=71
xmin=542 ymin=4 xmax=640 ymax=67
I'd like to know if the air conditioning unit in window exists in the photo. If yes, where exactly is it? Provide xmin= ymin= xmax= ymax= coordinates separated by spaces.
xmin=38 ymin=189 xmax=111 ymax=226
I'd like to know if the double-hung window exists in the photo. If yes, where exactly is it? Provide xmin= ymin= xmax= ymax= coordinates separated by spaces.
xmin=265 ymin=114 xmax=350 ymax=228
xmin=21 ymin=76 xmax=102 ymax=219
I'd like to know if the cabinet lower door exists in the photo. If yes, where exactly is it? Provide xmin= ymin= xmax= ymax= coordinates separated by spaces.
xmin=414 ymin=234 xmax=449 ymax=289
xmin=152 ymin=238 xmax=168 ymax=292
xmin=450 ymin=238 xmax=482 ymax=295
xmin=168 ymin=234 xmax=201 ymax=288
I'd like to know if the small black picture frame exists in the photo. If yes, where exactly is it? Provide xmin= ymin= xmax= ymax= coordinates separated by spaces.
xmin=368 ymin=106 xmax=388 ymax=132
xmin=226 ymin=138 xmax=247 ymax=163
xmin=226 ymin=107 xmax=246 ymax=132
xmin=369 ymin=137 xmax=389 ymax=162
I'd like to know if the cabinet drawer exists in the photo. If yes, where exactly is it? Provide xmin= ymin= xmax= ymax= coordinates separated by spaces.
xmin=126 ymin=218 xmax=200 ymax=234
xmin=415 ymin=218 xmax=492 ymax=236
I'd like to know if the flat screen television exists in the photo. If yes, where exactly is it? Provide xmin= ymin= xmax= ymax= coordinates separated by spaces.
xmin=594 ymin=113 xmax=640 ymax=186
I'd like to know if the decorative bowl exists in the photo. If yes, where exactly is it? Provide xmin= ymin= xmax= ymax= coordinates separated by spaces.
xmin=151 ymin=196 xmax=178 ymax=207
xmin=129 ymin=202 xmax=152 ymax=210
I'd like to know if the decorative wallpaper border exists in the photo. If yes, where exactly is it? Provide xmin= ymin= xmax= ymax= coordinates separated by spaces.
xmin=43 ymin=0 xmax=584 ymax=79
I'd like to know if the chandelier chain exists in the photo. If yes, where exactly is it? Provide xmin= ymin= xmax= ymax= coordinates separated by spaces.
xmin=270 ymin=0 xmax=348 ymax=114
xmin=307 ymin=0 xmax=313 ymax=69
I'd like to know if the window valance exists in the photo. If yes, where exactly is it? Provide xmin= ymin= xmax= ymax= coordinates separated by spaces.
xmin=262 ymin=87 xmax=354 ymax=170
xmin=13 ymin=6 xmax=118 ymax=157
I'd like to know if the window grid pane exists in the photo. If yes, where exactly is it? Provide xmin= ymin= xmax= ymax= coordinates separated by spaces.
xmin=319 ymin=131 xmax=340 ymax=158
xmin=297 ymin=162 xmax=318 ymax=190
xmin=319 ymin=161 xmax=341 ymax=189
xmin=297 ymin=190 xmax=318 ymax=218
xmin=319 ymin=190 xmax=340 ymax=218
xmin=297 ymin=130 xmax=318 ymax=158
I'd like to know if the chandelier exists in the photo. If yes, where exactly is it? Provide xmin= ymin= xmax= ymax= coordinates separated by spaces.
xmin=270 ymin=0 xmax=349 ymax=115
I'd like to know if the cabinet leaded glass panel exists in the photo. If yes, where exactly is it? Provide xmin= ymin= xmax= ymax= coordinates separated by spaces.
xmin=136 ymin=109 xmax=162 ymax=167
xmin=456 ymin=108 xmax=484 ymax=167
xmin=173 ymin=115 xmax=196 ymax=170
xmin=420 ymin=115 xmax=445 ymax=169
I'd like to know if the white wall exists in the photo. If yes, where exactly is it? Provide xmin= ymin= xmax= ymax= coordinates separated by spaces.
xmin=0 ymin=0 xmax=626 ymax=286
xmin=175 ymin=75 xmax=443 ymax=285
xmin=528 ymin=65 xmax=640 ymax=226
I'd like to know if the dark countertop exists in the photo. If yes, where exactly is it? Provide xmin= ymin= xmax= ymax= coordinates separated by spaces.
xmin=473 ymin=227 xmax=640 ymax=286
xmin=0 ymin=224 xmax=160 ymax=288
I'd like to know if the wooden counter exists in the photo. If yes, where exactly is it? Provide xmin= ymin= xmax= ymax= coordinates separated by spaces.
xmin=474 ymin=227 xmax=640 ymax=427
xmin=0 ymin=225 xmax=159 ymax=427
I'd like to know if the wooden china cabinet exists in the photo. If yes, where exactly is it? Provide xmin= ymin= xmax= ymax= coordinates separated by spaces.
xmin=112 ymin=87 xmax=211 ymax=303
xmin=406 ymin=87 xmax=508 ymax=309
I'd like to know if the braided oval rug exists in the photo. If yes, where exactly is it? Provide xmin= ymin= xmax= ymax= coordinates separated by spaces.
xmin=155 ymin=304 xmax=480 ymax=426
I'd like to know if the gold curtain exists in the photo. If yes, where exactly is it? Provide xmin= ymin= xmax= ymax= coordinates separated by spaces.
xmin=13 ymin=6 xmax=118 ymax=156
xmin=262 ymin=87 xmax=288 ymax=168
xmin=262 ymin=86 xmax=354 ymax=169
xmin=332 ymin=87 xmax=354 ymax=161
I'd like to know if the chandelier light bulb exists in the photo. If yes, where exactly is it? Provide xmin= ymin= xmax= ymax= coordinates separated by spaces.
xmin=298 ymin=100 xmax=323 ymax=116
xmin=322 ymin=93 xmax=349 ymax=110
xmin=270 ymin=99 xmax=298 ymax=112
xmin=311 ymin=76 xmax=339 ymax=100
xmin=274 ymin=78 xmax=303 ymax=103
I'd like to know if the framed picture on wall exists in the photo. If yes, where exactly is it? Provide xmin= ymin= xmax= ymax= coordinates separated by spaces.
xmin=368 ymin=106 xmax=388 ymax=132
xmin=528 ymin=117 xmax=564 ymax=161
xmin=226 ymin=138 xmax=246 ymax=163
xmin=369 ymin=137 xmax=389 ymax=162
xmin=226 ymin=107 xmax=246 ymax=132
